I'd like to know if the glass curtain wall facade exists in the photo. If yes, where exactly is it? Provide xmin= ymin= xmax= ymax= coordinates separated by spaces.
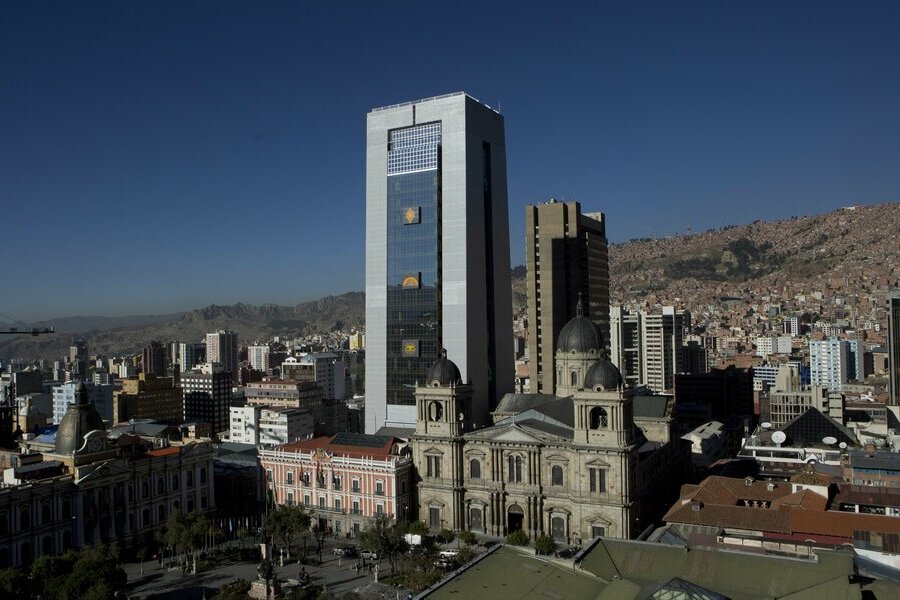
xmin=365 ymin=92 xmax=514 ymax=433
xmin=386 ymin=122 xmax=442 ymax=407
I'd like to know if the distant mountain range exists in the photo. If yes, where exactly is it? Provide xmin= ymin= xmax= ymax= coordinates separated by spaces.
xmin=2 ymin=204 xmax=897 ymax=363
xmin=0 ymin=293 xmax=364 ymax=362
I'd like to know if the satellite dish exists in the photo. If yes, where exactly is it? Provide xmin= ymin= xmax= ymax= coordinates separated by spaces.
xmin=839 ymin=442 xmax=848 ymax=449
xmin=822 ymin=436 xmax=837 ymax=446
xmin=761 ymin=422 xmax=772 ymax=429
xmin=771 ymin=431 xmax=787 ymax=445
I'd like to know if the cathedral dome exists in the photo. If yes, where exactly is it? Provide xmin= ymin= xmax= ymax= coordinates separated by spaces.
xmin=426 ymin=349 xmax=462 ymax=387
xmin=556 ymin=299 xmax=603 ymax=354
xmin=584 ymin=359 xmax=623 ymax=391
xmin=55 ymin=381 xmax=106 ymax=455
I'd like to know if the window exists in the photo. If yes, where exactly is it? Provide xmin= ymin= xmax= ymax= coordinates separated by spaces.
xmin=352 ymin=500 xmax=360 ymax=515
xmin=571 ymin=371 xmax=578 ymax=387
xmin=287 ymin=471 xmax=294 ymax=485
xmin=335 ymin=498 xmax=342 ymax=512
xmin=351 ymin=478 xmax=360 ymax=493
xmin=287 ymin=492 xmax=294 ymax=506
xmin=591 ymin=525 xmax=606 ymax=538
xmin=156 ymin=477 xmax=165 ymax=495
xmin=427 ymin=455 xmax=442 ymax=478
xmin=469 ymin=459 xmax=481 ymax=480
xmin=589 ymin=407 xmax=608 ymax=429
xmin=589 ymin=468 xmax=606 ymax=493
xmin=507 ymin=455 xmax=523 ymax=483
xmin=333 ymin=476 xmax=342 ymax=491
xmin=304 ymin=495 xmax=311 ymax=507
xmin=551 ymin=465 xmax=564 ymax=486
xmin=171 ymin=473 xmax=179 ymax=490
xmin=200 ymin=467 xmax=207 ymax=483
xmin=187 ymin=471 xmax=194 ymax=488
xmin=376 ymin=504 xmax=384 ymax=516
xmin=319 ymin=497 xmax=325 ymax=508
xmin=266 ymin=469 xmax=273 ymax=482
xmin=375 ymin=480 xmax=384 ymax=496
xmin=41 ymin=503 xmax=52 ymax=525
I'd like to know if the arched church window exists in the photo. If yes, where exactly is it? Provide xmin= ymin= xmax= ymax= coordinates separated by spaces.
xmin=589 ymin=407 xmax=608 ymax=429
xmin=571 ymin=371 xmax=578 ymax=387
xmin=429 ymin=401 xmax=444 ymax=422
xmin=551 ymin=465 xmax=564 ymax=486
xmin=469 ymin=459 xmax=481 ymax=480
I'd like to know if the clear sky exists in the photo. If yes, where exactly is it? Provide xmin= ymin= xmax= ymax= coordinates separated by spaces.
xmin=2 ymin=1 xmax=899 ymax=321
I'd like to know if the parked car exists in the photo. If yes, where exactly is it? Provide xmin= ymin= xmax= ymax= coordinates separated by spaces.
xmin=360 ymin=550 xmax=378 ymax=560
xmin=439 ymin=549 xmax=459 ymax=559
xmin=554 ymin=546 xmax=580 ymax=559
xmin=434 ymin=558 xmax=454 ymax=569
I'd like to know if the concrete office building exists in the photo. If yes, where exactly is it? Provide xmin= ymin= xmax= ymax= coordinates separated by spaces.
xmin=141 ymin=341 xmax=167 ymax=376
xmin=52 ymin=381 xmax=114 ymax=425
xmin=525 ymin=200 xmax=609 ymax=394
xmin=206 ymin=330 xmax=238 ymax=375
xmin=178 ymin=342 xmax=206 ymax=372
xmin=180 ymin=363 xmax=233 ymax=435
xmin=248 ymin=345 xmax=270 ymax=373
xmin=641 ymin=307 xmax=687 ymax=394
xmin=609 ymin=307 xmax=641 ymax=387
xmin=888 ymin=294 xmax=900 ymax=406
xmin=364 ymin=92 xmax=514 ymax=432
xmin=810 ymin=338 xmax=849 ymax=392
xmin=282 ymin=353 xmax=347 ymax=401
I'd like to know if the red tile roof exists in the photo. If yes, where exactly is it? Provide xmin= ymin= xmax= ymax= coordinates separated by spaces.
xmin=279 ymin=434 xmax=400 ymax=460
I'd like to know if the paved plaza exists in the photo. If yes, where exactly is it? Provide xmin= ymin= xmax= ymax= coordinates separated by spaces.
xmin=123 ymin=540 xmax=413 ymax=599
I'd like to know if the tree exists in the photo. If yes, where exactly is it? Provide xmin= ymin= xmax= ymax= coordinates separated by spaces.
xmin=214 ymin=579 xmax=251 ymax=599
xmin=458 ymin=531 xmax=476 ymax=545
xmin=437 ymin=528 xmax=455 ymax=544
xmin=407 ymin=520 xmax=429 ymax=536
xmin=506 ymin=529 xmax=529 ymax=546
xmin=311 ymin=523 xmax=329 ymax=563
xmin=33 ymin=545 xmax=126 ymax=600
xmin=358 ymin=515 xmax=408 ymax=574
xmin=265 ymin=504 xmax=311 ymax=559
xmin=534 ymin=534 xmax=557 ymax=556
xmin=0 ymin=567 xmax=31 ymax=599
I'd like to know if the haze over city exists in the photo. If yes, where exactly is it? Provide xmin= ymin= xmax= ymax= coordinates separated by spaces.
xmin=3 ymin=1 xmax=899 ymax=321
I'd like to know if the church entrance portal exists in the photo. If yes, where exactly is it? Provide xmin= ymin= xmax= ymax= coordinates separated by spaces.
xmin=507 ymin=504 xmax=524 ymax=533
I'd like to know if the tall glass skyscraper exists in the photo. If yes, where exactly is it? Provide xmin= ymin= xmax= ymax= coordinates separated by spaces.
xmin=365 ymin=93 xmax=514 ymax=433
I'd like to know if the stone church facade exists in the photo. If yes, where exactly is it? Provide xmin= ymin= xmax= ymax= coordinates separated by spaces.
xmin=411 ymin=311 xmax=689 ymax=543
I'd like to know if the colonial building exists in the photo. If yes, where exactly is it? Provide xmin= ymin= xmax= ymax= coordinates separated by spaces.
xmin=259 ymin=432 xmax=413 ymax=536
xmin=0 ymin=382 xmax=215 ymax=568
xmin=412 ymin=309 xmax=690 ymax=544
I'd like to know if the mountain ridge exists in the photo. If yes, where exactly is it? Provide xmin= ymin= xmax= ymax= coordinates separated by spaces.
xmin=2 ymin=203 xmax=898 ymax=362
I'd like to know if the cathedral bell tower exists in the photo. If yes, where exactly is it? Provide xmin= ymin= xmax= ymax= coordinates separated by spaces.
xmin=573 ymin=356 xmax=635 ymax=447
xmin=415 ymin=349 xmax=473 ymax=437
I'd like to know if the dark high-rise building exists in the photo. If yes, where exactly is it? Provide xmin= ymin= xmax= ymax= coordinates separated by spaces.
xmin=142 ymin=341 xmax=167 ymax=376
xmin=525 ymin=200 xmax=609 ymax=394
xmin=365 ymin=92 xmax=514 ymax=432
xmin=889 ymin=293 xmax=900 ymax=406
xmin=181 ymin=363 xmax=233 ymax=435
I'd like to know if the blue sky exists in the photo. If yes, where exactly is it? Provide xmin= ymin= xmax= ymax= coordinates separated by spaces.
xmin=2 ymin=1 xmax=899 ymax=321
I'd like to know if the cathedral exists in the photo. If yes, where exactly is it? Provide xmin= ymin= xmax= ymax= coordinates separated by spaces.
xmin=411 ymin=306 xmax=690 ymax=543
